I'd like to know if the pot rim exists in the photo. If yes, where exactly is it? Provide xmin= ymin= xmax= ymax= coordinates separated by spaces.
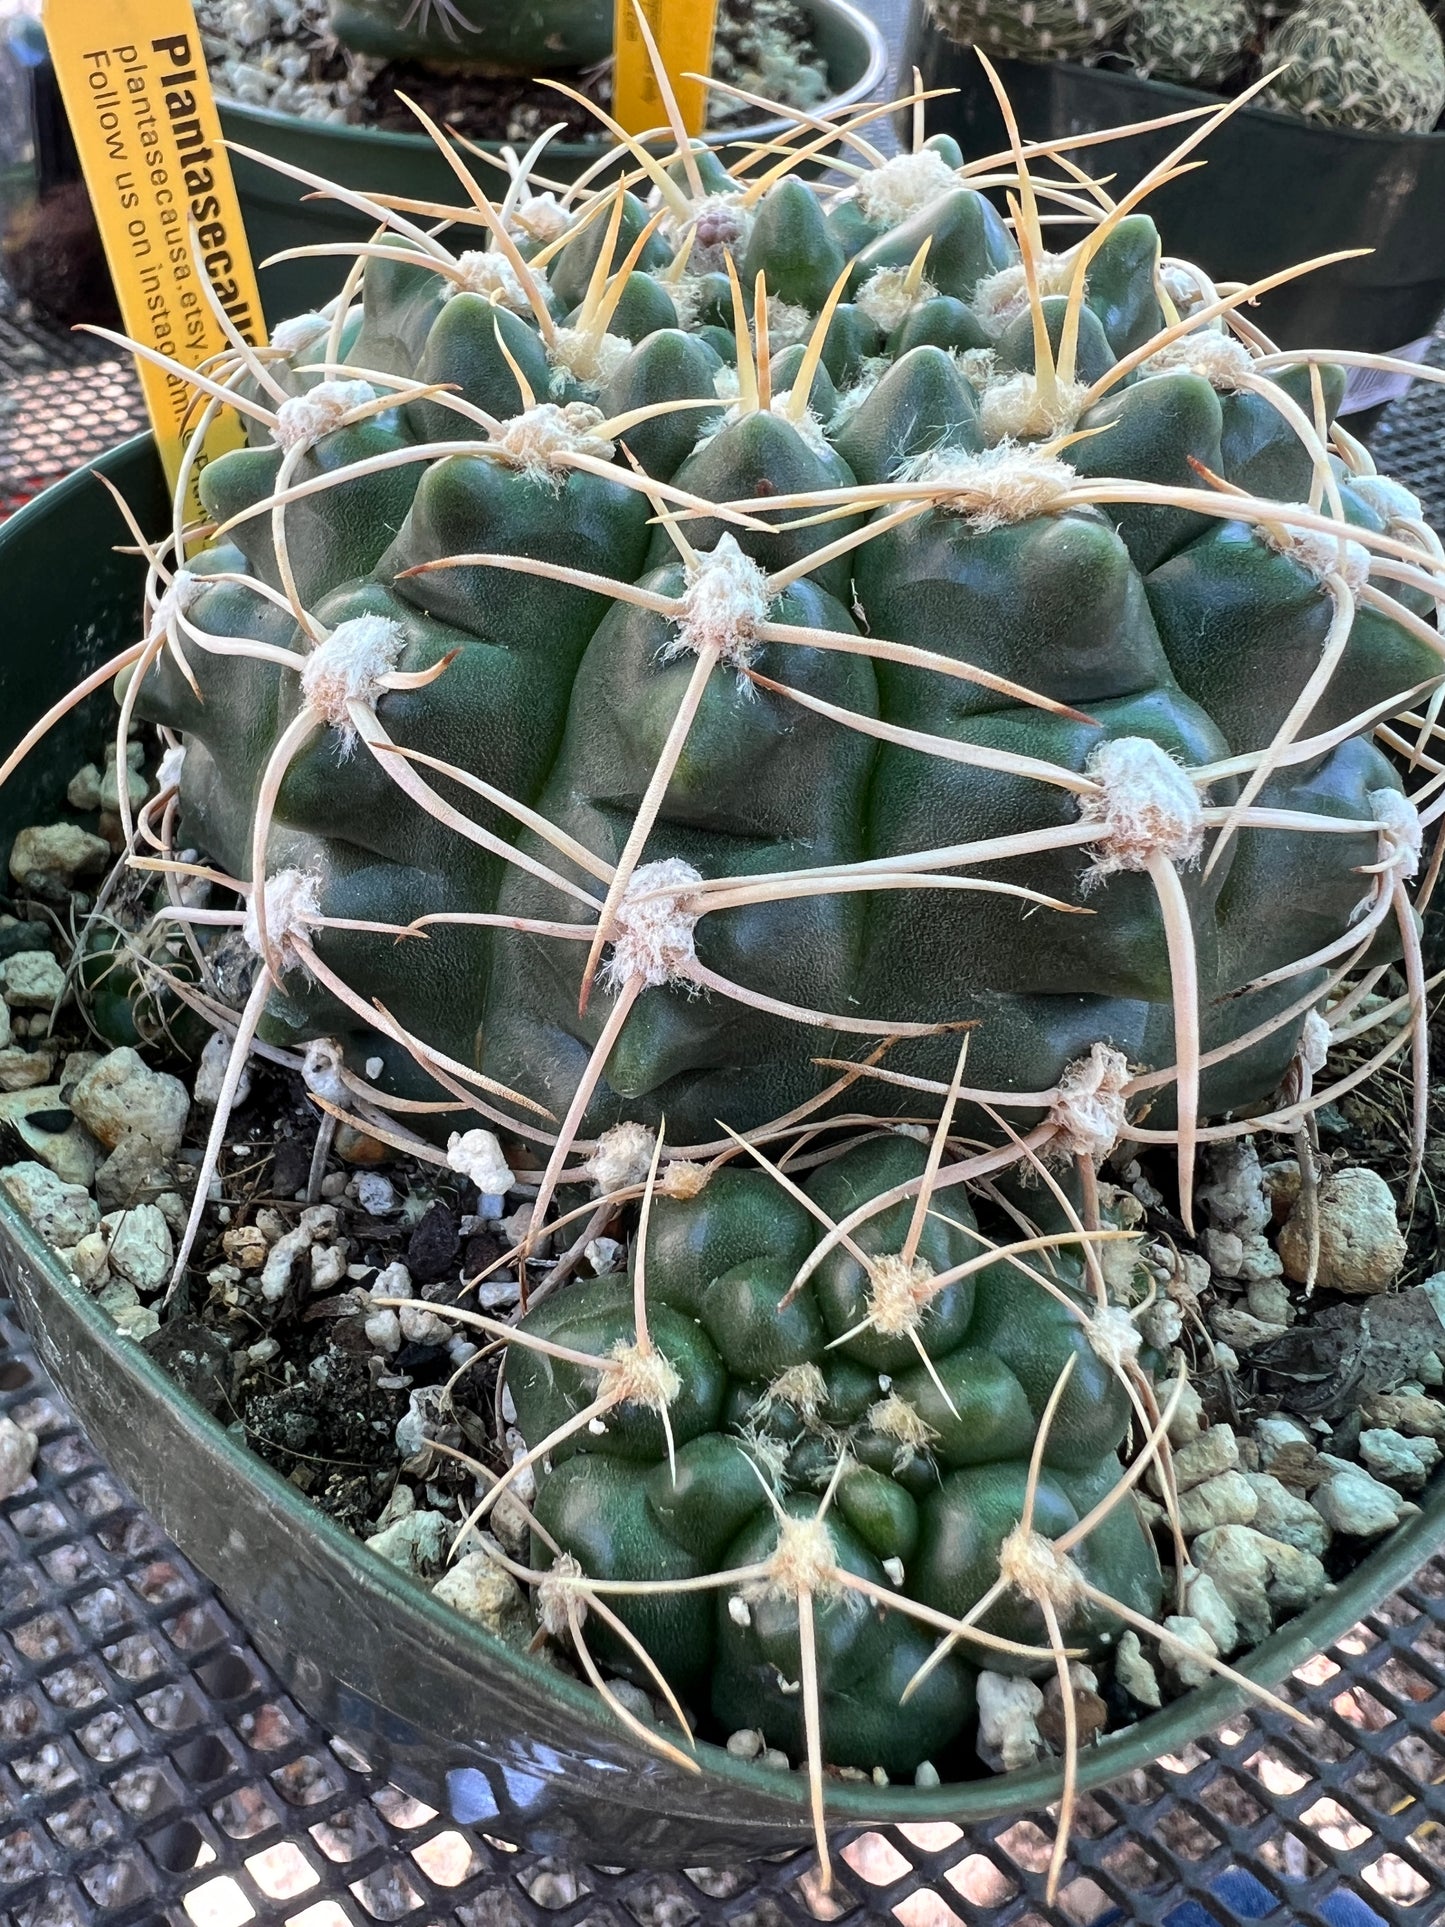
xmin=4 ymin=433 xmax=1444 ymax=1834
xmin=915 ymin=30 xmax=1445 ymax=151
xmin=216 ymin=0 xmax=891 ymax=161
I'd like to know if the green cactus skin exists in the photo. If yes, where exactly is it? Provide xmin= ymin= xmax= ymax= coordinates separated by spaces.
xmin=1262 ymin=0 xmax=1445 ymax=132
xmin=127 ymin=130 xmax=1435 ymax=1174
xmin=326 ymin=0 xmax=612 ymax=72
xmin=922 ymin=0 xmax=1132 ymax=59
xmin=510 ymin=1136 xmax=1161 ymax=1772
xmin=1124 ymin=0 xmax=1258 ymax=86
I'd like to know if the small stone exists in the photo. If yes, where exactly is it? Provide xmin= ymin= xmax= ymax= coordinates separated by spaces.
xmin=259 ymin=1204 xmax=340 ymax=1302
xmin=399 ymin=1301 xmax=450 ymax=1348
xmin=1242 ymin=1474 xmax=1330 ymax=1555
xmin=1159 ymin=1615 xmax=1218 ymax=1689
xmin=1170 ymin=1424 xmax=1239 ymax=1492
xmin=336 ymin=1125 xmax=390 ymax=1166
xmin=0 ymin=1087 xmax=98 ymax=1188
xmin=193 ymin=1031 xmax=250 ymax=1111
xmin=1262 ymin=1539 xmax=1329 ymax=1615
xmin=57 ymin=1051 xmax=101 ymax=1099
xmin=445 ymin=1128 xmax=514 ymax=1196
xmin=364 ymin=1309 xmax=401 ymax=1354
xmin=8 ymin=823 xmax=109 ymax=889
xmin=606 ymin=1681 xmax=656 ymax=1726
xmin=1201 ymin=1228 xmax=1245 ymax=1279
xmin=1177 ymin=1470 xmax=1259 ymax=1535
xmin=1420 ymin=1352 xmax=1444 ymax=1388
xmin=395 ymin=1384 xmax=460 ymax=1464
xmin=69 ymin=1048 xmax=189 ymax=1156
xmin=1114 ymin=1630 xmax=1160 ymax=1708
xmin=102 ymin=1204 xmax=174 ymax=1293
xmin=320 ymin=1171 xmax=348 ymax=1201
xmin=310 ymin=1243 xmax=348 ymax=1292
xmin=0 ymin=950 xmax=67 ymax=1011
xmin=976 ymin=1672 xmax=1044 ymax=1773
xmin=432 ymin=1548 xmax=531 ymax=1644
xmin=1255 ymin=1417 xmax=1319 ymax=1486
xmin=222 ymin=1224 xmax=268 ymax=1272
xmin=94 ymin=1134 xmax=173 ymax=1211
xmin=270 ymin=1138 xmax=312 ymax=1196
xmin=759 ymin=1749 xmax=791 ymax=1771
xmin=1360 ymin=1391 xmax=1445 ymax=1439
xmin=0 ymin=1414 xmax=38 ymax=1499
xmin=1166 ymin=1377 xmax=1206 ymax=1445
xmin=66 ymin=764 xmax=103 ymax=811
xmin=406 ymin=1202 xmax=460 ymax=1285
xmin=1358 ymin=1428 xmax=1441 ymax=1492
xmin=1 ymin=1159 xmax=99 ymax=1247
xmin=1246 ymin=1277 xmax=1294 ymax=1326
xmin=1278 ymin=1166 xmax=1405 ymax=1293
xmin=0 ymin=1044 xmax=58 ymax=1092
xmin=585 ymin=1237 xmax=624 ymax=1276
xmin=65 ymin=1231 xmax=110 ymax=1289
xmin=1312 ymin=1466 xmax=1407 ymax=1538
xmin=365 ymin=1509 xmax=450 ymax=1576
xmin=96 ymin=1277 xmax=141 ymax=1319
xmin=1190 ymin=1524 xmax=1273 ymax=1644
xmin=254 ymin=1208 xmax=288 ymax=1245
xmin=352 ymin=1172 xmax=397 ymax=1216
xmin=245 ymin=1338 xmax=279 ymax=1366
xmin=113 ymin=1305 xmax=161 ymax=1342
xmin=1184 ymin=1570 xmax=1239 ymax=1657
xmin=99 ymin=756 xmax=147 ymax=815
xmin=1210 ymin=1306 xmax=1287 ymax=1350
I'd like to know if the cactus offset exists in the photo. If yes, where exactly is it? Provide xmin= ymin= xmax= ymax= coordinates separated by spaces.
xmin=1124 ymin=0 xmax=1259 ymax=86
xmin=1262 ymin=0 xmax=1445 ymax=131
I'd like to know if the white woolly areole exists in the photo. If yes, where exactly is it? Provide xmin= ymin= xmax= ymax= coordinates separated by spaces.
xmin=978 ymin=371 xmax=1087 ymax=444
xmin=508 ymin=193 xmax=570 ymax=245
xmin=537 ymin=1551 xmax=584 ymax=1638
xmin=446 ymin=1129 xmax=515 ymax=1196
xmin=492 ymin=402 xmax=615 ymax=475
xmin=272 ymin=379 xmax=375 ymax=451
xmin=602 ymin=858 xmax=703 ymax=990
xmin=972 ymin=253 xmax=1076 ymax=338
xmin=866 ymin=1252 xmax=936 ymax=1336
xmin=585 ymin=1121 xmax=658 ymax=1194
xmin=1299 ymin=1008 xmax=1331 ymax=1075
xmin=1144 ymin=332 xmax=1257 ymax=393
xmin=900 ymin=442 xmax=1077 ymax=532
xmin=301 ymin=1038 xmax=349 ymax=1106
xmin=603 ymin=1337 xmax=681 ymax=1410
xmin=157 ymin=743 xmax=186 ymax=790
xmin=242 ymin=868 xmax=321 ymax=969
xmin=868 ymin=1392 xmax=939 ymax=1454
xmin=671 ymin=535 xmax=771 ymax=670
xmin=1049 ymin=1042 xmax=1131 ymax=1161
xmin=1371 ymin=787 xmax=1422 ymax=884
xmin=854 ymin=148 xmax=958 ymax=228
xmin=1078 ymin=736 xmax=1205 ymax=880
xmin=547 ymin=326 xmax=633 ymax=392
xmin=662 ymin=1159 xmax=709 ymax=1200
xmin=1350 ymin=474 xmax=1425 ymax=529
xmin=752 ymin=1512 xmax=837 ymax=1602
xmin=147 ymin=568 xmax=203 ymax=643
xmin=996 ymin=1524 xmax=1086 ymax=1615
xmin=449 ymin=249 xmax=544 ymax=315
xmin=1087 ymin=1304 xmax=1144 ymax=1373
xmin=1159 ymin=259 xmax=1218 ymax=315
xmin=765 ymin=1361 xmax=828 ymax=1422
xmin=764 ymin=299 xmax=813 ymax=353
xmin=1264 ymin=521 xmax=1371 ymax=590
xmin=957 ymin=346 xmax=998 ymax=390
xmin=269 ymin=312 xmax=330 ymax=357
xmin=855 ymin=264 xmax=939 ymax=334
xmin=301 ymin=615 xmax=405 ymax=730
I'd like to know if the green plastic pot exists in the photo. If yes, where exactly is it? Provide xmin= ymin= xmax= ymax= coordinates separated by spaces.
xmin=903 ymin=4 xmax=1445 ymax=358
xmin=223 ymin=0 xmax=889 ymax=325
xmin=2 ymin=438 xmax=1443 ymax=1863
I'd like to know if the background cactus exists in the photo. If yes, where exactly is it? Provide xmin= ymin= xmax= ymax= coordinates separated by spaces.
xmin=922 ymin=0 xmax=1132 ymax=59
xmin=1260 ymin=0 xmax=1445 ymax=131
xmin=1124 ymin=0 xmax=1260 ymax=86
xmin=325 ymin=0 xmax=613 ymax=72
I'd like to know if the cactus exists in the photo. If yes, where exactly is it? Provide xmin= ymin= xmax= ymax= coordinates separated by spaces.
xmin=325 ymin=0 xmax=612 ymax=72
xmin=921 ymin=0 xmax=1132 ymax=59
xmin=1124 ymin=0 xmax=1259 ymax=86
xmin=1261 ymin=0 xmax=1445 ymax=131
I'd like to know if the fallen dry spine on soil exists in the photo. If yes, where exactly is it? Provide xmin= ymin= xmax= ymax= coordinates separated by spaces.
xmin=4 ymin=25 xmax=1445 ymax=1898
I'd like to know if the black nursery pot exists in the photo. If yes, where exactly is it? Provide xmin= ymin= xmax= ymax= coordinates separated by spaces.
xmin=904 ymin=1 xmax=1445 ymax=358
xmin=2 ymin=439 xmax=1445 ymax=1865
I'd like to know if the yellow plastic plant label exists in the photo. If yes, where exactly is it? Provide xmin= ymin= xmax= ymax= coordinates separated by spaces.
xmin=42 ymin=0 xmax=266 ymax=520
xmin=612 ymin=0 xmax=720 ymax=142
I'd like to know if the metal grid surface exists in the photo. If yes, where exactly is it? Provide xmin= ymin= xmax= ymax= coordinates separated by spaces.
xmin=0 ymin=302 xmax=146 ymax=520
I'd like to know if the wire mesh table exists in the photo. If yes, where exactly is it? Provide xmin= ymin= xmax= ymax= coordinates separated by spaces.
xmin=5 ymin=33 xmax=1445 ymax=1925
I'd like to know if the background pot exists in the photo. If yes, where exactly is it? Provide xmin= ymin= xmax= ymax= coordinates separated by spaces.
xmin=225 ymin=0 xmax=889 ymax=324
xmin=2 ymin=444 xmax=1443 ymax=1865
xmin=904 ymin=0 xmax=1445 ymax=369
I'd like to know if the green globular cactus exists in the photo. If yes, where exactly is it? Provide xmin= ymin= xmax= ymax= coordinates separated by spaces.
xmin=922 ymin=0 xmax=1132 ymax=59
xmin=102 ymin=87 xmax=1439 ymax=1280
xmin=1261 ymin=0 xmax=1445 ymax=131
xmin=498 ymin=1134 xmax=1161 ymax=1790
xmin=325 ymin=0 xmax=612 ymax=72
xmin=1124 ymin=0 xmax=1258 ymax=86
